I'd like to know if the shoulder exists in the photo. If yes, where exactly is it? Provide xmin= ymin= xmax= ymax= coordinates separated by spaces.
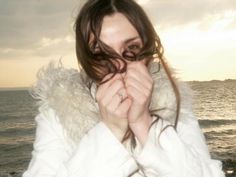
xmin=29 ymin=60 xmax=93 ymax=107
xmin=33 ymin=106 xmax=74 ymax=149
xmin=148 ymin=60 xmax=195 ymax=123
xmin=29 ymin=60 xmax=99 ymax=145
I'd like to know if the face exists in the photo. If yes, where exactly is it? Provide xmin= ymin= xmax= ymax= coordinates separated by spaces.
xmin=92 ymin=13 xmax=147 ymax=74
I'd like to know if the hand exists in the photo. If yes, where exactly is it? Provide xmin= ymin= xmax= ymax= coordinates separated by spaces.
xmin=96 ymin=73 xmax=132 ymax=141
xmin=124 ymin=61 xmax=154 ymax=144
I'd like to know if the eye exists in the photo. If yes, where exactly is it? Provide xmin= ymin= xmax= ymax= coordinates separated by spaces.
xmin=126 ymin=41 xmax=142 ymax=52
xmin=128 ymin=44 xmax=141 ymax=50
xmin=122 ymin=42 xmax=142 ymax=61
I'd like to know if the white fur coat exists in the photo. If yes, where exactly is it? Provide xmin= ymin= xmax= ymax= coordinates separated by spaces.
xmin=29 ymin=60 xmax=193 ymax=146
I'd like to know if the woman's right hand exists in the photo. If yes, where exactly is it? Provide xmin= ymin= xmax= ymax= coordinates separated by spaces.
xmin=95 ymin=73 xmax=132 ymax=142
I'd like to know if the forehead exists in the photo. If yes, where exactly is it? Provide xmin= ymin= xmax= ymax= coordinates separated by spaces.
xmin=99 ymin=13 xmax=140 ymax=46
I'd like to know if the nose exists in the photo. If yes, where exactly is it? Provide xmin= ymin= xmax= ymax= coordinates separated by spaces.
xmin=112 ymin=57 xmax=148 ymax=80
xmin=115 ymin=58 xmax=147 ymax=68
xmin=113 ymin=58 xmax=131 ymax=72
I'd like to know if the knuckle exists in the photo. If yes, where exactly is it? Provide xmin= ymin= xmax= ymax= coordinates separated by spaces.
xmin=134 ymin=62 xmax=143 ymax=69
xmin=114 ymin=109 xmax=121 ymax=115
xmin=115 ymin=109 xmax=125 ymax=117
xmin=100 ymin=99 xmax=107 ymax=107
xmin=114 ymin=73 xmax=122 ymax=80
xmin=150 ymin=77 xmax=154 ymax=84
xmin=115 ymin=79 xmax=124 ymax=88
xmin=139 ymin=96 xmax=146 ymax=104
xmin=137 ymin=62 xmax=143 ymax=67
xmin=147 ymin=83 xmax=153 ymax=90
xmin=102 ymin=73 xmax=112 ymax=81
xmin=106 ymin=105 xmax=113 ymax=113
xmin=126 ymin=86 xmax=132 ymax=92
xmin=95 ymin=92 xmax=100 ymax=101
xmin=125 ymin=77 xmax=131 ymax=83
xmin=145 ymin=90 xmax=150 ymax=97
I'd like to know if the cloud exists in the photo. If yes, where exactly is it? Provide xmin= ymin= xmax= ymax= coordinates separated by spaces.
xmin=1 ymin=0 xmax=235 ymax=50
xmin=0 ymin=0 xmax=236 ymax=87
xmin=0 ymin=34 xmax=75 ymax=59
xmin=34 ymin=35 xmax=75 ymax=57
xmin=0 ymin=0 xmax=78 ymax=50
xmin=38 ymin=35 xmax=74 ymax=48
xmin=0 ymin=0 xmax=235 ymax=61
xmin=141 ymin=0 xmax=236 ymax=28
xmin=136 ymin=0 xmax=150 ymax=5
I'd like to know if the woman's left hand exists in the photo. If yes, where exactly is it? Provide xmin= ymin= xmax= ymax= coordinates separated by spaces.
xmin=123 ymin=60 xmax=154 ymax=144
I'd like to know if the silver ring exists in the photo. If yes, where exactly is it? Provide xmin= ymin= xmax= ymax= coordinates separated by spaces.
xmin=117 ymin=92 xmax=124 ymax=101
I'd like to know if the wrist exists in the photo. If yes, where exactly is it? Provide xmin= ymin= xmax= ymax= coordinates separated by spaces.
xmin=129 ymin=114 xmax=153 ymax=145
xmin=103 ymin=121 xmax=128 ymax=142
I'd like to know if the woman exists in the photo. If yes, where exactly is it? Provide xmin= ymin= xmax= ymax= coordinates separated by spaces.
xmin=22 ymin=0 xmax=225 ymax=176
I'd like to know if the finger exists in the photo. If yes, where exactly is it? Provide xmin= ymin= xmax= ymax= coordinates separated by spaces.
xmin=105 ymin=94 xmax=122 ymax=113
xmin=126 ymin=85 xmax=147 ymax=105
xmin=115 ymin=98 xmax=132 ymax=117
xmin=96 ymin=73 xmax=123 ymax=101
xmin=125 ymin=76 xmax=150 ymax=97
xmin=126 ymin=65 xmax=153 ymax=84
xmin=125 ymin=68 xmax=153 ymax=90
xmin=107 ymin=88 xmax=127 ymax=112
xmin=96 ymin=73 xmax=113 ymax=100
xmin=99 ymin=78 xmax=125 ymax=106
xmin=127 ymin=62 xmax=152 ymax=82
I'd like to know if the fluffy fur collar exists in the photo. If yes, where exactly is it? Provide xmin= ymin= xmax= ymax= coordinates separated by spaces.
xmin=30 ymin=60 xmax=193 ymax=147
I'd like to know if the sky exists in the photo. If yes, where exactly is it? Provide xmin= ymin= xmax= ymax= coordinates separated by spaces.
xmin=0 ymin=0 xmax=236 ymax=88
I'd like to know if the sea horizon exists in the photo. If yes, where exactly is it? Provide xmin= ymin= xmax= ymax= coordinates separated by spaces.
xmin=1 ymin=78 xmax=236 ymax=91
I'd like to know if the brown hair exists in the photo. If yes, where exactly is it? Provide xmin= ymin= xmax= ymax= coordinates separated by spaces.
xmin=74 ymin=0 xmax=180 ymax=145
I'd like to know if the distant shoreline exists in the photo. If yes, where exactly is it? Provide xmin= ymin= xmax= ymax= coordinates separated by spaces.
xmin=187 ymin=79 xmax=236 ymax=83
xmin=0 ymin=87 xmax=29 ymax=91
xmin=0 ymin=79 xmax=235 ymax=91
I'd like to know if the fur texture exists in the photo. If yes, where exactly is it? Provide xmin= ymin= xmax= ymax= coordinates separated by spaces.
xmin=29 ymin=60 xmax=193 ymax=146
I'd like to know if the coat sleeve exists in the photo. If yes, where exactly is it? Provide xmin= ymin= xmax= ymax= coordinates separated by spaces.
xmin=132 ymin=110 xmax=226 ymax=177
xmin=22 ymin=107 xmax=138 ymax=177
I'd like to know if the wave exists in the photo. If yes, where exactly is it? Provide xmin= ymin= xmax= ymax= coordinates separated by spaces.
xmin=198 ymin=119 xmax=236 ymax=128
xmin=0 ymin=127 xmax=35 ymax=137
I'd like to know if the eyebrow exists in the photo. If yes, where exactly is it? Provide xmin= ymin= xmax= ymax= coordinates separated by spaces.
xmin=91 ymin=36 xmax=141 ymax=50
xmin=123 ymin=36 xmax=141 ymax=44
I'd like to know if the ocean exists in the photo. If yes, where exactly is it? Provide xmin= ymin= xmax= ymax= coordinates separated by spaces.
xmin=0 ymin=80 xmax=235 ymax=177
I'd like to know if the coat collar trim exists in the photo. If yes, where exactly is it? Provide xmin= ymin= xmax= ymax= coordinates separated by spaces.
xmin=30 ymin=60 xmax=193 ymax=146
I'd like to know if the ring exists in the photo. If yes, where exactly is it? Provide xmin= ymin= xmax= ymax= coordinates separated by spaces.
xmin=117 ymin=92 xmax=124 ymax=101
